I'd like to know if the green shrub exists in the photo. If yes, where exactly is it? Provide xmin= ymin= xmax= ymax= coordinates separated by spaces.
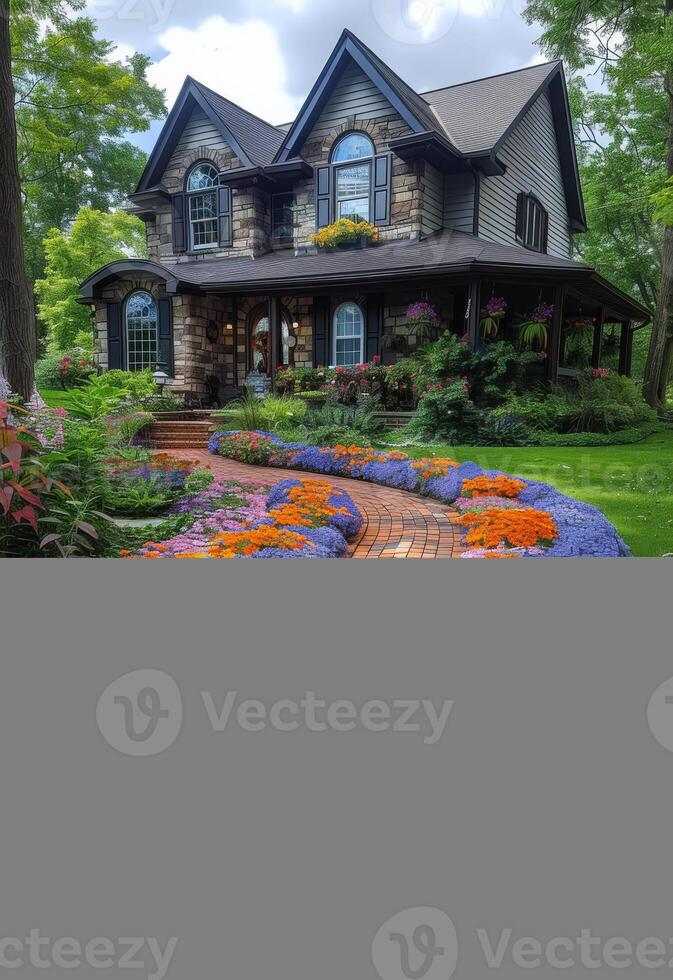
xmin=382 ymin=358 xmax=417 ymax=409
xmin=104 ymin=369 xmax=157 ymax=399
xmin=66 ymin=376 xmax=129 ymax=421
xmin=409 ymin=380 xmax=483 ymax=444
xmin=563 ymin=372 xmax=657 ymax=433
xmin=474 ymin=413 xmax=533 ymax=446
xmin=494 ymin=391 xmax=570 ymax=432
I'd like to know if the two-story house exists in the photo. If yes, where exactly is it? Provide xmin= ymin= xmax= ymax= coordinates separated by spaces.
xmin=80 ymin=29 xmax=649 ymax=402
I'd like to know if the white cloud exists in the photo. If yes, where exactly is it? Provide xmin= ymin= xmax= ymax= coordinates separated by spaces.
xmin=147 ymin=17 xmax=302 ymax=124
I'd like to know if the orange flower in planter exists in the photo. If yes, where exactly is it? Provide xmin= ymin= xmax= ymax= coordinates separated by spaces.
xmin=458 ymin=509 xmax=558 ymax=550
xmin=269 ymin=479 xmax=348 ymax=528
xmin=206 ymin=526 xmax=312 ymax=558
xmin=462 ymin=476 xmax=527 ymax=499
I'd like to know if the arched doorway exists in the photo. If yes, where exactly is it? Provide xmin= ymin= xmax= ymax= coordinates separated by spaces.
xmin=248 ymin=304 xmax=294 ymax=375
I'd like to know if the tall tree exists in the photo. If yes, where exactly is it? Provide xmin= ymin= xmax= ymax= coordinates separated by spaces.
xmin=11 ymin=0 xmax=165 ymax=281
xmin=524 ymin=0 xmax=673 ymax=407
xmin=0 ymin=0 xmax=34 ymax=399
xmin=35 ymin=207 xmax=146 ymax=349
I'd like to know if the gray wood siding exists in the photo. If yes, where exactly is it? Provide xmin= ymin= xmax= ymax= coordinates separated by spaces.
xmin=420 ymin=162 xmax=444 ymax=236
xmin=305 ymin=60 xmax=411 ymax=147
xmin=171 ymin=107 xmax=230 ymax=156
xmin=478 ymin=90 xmax=571 ymax=257
xmin=443 ymin=172 xmax=476 ymax=233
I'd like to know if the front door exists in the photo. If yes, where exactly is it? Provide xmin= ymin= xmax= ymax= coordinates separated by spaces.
xmin=249 ymin=308 xmax=294 ymax=375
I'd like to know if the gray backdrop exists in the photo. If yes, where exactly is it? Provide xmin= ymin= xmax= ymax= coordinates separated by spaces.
xmin=1 ymin=562 xmax=671 ymax=978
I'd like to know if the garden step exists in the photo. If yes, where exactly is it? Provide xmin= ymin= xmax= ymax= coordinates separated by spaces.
xmin=140 ymin=419 xmax=220 ymax=450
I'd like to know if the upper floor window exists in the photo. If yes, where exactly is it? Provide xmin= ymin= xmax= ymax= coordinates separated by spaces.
xmin=186 ymin=163 xmax=218 ymax=250
xmin=516 ymin=192 xmax=549 ymax=253
xmin=331 ymin=132 xmax=375 ymax=224
xmin=272 ymin=192 xmax=294 ymax=246
xmin=333 ymin=302 xmax=364 ymax=367
xmin=125 ymin=291 xmax=158 ymax=372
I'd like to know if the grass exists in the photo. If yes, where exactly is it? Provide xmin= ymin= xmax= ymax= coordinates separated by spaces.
xmin=394 ymin=430 xmax=673 ymax=557
xmin=39 ymin=388 xmax=77 ymax=410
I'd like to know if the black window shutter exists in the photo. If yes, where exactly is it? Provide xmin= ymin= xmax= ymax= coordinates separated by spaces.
xmin=107 ymin=302 xmax=123 ymax=370
xmin=315 ymin=167 xmax=332 ymax=228
xmin=373 ymin=154 xmax=391 ymax=226
xmin=172 ymin=193 xmax=186 ymax=252
xmin=541 ymin=209 xmax=549 ymax=254
xmin=218 ymin=185 xmax=232 ymax=246
xmin=515 ymin=192 xmax=526 ymax=243
xmin=366 ymin=294 xmax=383 ymax=362
xmin=313 ymin=296 xmax=330 ymax=366
xmin=158 ymin=298 xmax=174 ymax=376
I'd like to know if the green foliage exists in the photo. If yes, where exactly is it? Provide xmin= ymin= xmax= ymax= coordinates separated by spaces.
xmin=565 ymin=373 xmax=658 ymax=433
xmin=213 ymin=394 xmax=307 ymax=435
xmin=65 ymin=376 xmax=129 ymax=421
xmin=34 ymin=208 xmax=147 ymax=349
xmin=653 ymin=176 xmax=673 ymax=225
xmin=381 ymin=359 xmax=417 ymax=409
xmin=535 ymin=422 xmax=663 ymax=446
xmin=275 ymin=366 xmax=327 ymax=393
xmin=104 ymin=369 xmax=156 ymax=399
xmin=103 ymin=479 xmax=175 ymax=517
xmin=12 ymin=1 xmax=165 ymax=282
xmin=409 ymin=380 xmax=483 ymax=444
xmin=183 ymin=469 xmax=215 ymax=495
xmin=106 ymin=413 xmax=154 ymax=448
xmin=472 ymin=414 xmax=534 ymax=447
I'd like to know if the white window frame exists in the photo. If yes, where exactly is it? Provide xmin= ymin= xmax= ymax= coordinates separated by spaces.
xmin=186 ymin=162 xmax=219 ymax=251
xmin=124 ymin=290 xmax=158 ymax=373
xmin=331 ymin=133 xmax=375 ymax=225
xmin=332 ymin=302 xmax=365 ymax=368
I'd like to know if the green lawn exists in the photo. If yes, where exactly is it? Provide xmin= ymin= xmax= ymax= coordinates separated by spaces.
xmin=398 ymin=431 xmax=673 ymax=557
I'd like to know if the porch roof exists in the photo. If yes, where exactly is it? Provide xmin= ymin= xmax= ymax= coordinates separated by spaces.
xmin=161 ymin=230 xmax=650 ymax=322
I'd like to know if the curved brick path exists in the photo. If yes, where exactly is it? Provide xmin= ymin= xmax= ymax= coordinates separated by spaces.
xmin=167 ymin=450 xmax=463 ymax=559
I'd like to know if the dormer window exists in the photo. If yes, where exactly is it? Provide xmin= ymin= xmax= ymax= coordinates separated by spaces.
xmin=516 ymin=192 xmax=549 ymax=253
xmin=187 ymin=163 xmax=219 ymax=249
xmin=332 ymin=132 xmax=375 ymax=223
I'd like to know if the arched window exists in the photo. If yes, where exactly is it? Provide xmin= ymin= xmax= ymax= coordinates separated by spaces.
xmin=125 ymin=291 xmax=158 ymax=372
xmin=333 ymin=302 xmax=364 ymax=367
xmin=516 ymin=192 xmax=549 ymax=253
xmin=331 ymin=133 xmax=375 ymax=224
xmin=186 ymin=162 xmax=218 ymax=250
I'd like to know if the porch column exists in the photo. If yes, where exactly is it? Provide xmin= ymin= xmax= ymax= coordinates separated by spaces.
xmin=465 ymin=281 xmax=481 ymax=349
xmin=592 ymin=307 xmax=605 ymax=369
xmin=618 ymin=321 xmax=633 ymax=375
xmin=268 ymin=295 xmax=280 ymax=389
xmin=546 ymin=286 xmax=565 ymax=383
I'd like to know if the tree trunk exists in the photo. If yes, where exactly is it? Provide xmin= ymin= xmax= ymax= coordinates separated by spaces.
xmin=657 ymin=333 xmax=673 ymax=405
xmin=0 ymin=0 xmax=35 ymax=400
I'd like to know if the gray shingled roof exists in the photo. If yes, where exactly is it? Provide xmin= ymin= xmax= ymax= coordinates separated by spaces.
xmin=191 ymin=79 xmax=286 ymax=167
xmin=421 ymin=61 xmax=561 ymax=156
xmin=169 ymin=230 xmax=586 ymax=288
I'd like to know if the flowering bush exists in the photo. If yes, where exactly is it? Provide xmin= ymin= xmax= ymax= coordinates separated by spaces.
xmin=122 ymin=477 xmax=362 ymax=559
xmin=208 ymin=431 xmax=631 ymax=558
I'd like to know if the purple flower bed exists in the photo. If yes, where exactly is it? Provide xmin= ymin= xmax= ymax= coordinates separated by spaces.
xmin=209 ymin=431 xmax=631 ymax=558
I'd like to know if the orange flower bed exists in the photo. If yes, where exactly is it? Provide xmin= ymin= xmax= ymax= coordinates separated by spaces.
xmin=457 ymin=508 xmax=559 ymax=549
xmin=461 ymin=475 xmax=527 ymax=499
xmin=410 ymin=457 xmax=460 ymax=480
xmin=269 ymin=479 xmax=348 ymax=528
xmin=206 ymin=526 xmax=312 ymax=558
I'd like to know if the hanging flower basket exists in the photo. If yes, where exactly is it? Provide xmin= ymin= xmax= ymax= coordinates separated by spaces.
xmin=480 ymin=297 xmax=507 ymax=340
xmin=404 ymin=301 xmax=440 ymax=342
xmin=519 ymin=303 xmax=555 ymax=351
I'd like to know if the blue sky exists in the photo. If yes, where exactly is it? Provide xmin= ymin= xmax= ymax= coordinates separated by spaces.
xmin=90 ymin=0 xmax=547 ymax=152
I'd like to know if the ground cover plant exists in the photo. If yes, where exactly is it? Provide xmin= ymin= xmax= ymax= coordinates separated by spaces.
xmin=209 ymin=430 xmax=631 ymax=557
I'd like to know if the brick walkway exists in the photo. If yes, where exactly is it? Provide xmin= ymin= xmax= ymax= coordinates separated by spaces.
xmin=169 ymin=450 xmax=464 ymax=559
